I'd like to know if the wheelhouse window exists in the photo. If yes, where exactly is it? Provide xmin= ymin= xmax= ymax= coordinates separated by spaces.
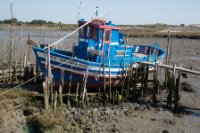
xmin=79 ymin=24 xmax=87 ymax=38
xmin=105 ymin=30 xmax=111 ymax=42
xmin=91 ymin=26 xmax=98 ymax=40
xmin=86 ymin=26 xmax=90 ymax=38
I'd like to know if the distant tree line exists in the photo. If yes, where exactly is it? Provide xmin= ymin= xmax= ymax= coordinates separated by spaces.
xmin=0 ymin=18 xmax=77 ymax=29
xmin=0 ymin=18 xmax=57 ymax=25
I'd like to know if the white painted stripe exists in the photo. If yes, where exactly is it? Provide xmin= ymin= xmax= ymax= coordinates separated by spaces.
xmin=41 ymin=61 xmax=123 ymax=78
xmin=98 ymin=42 xmax=118 ymax=46
xmin=79 ymin=38 xmax=88 ymax=43
xmin=37 ymin=51 xmax=128 ymax=72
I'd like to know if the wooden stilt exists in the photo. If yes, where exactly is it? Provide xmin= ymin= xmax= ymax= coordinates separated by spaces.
xmin=167 ymin=64 xmax=176 ymax=108
xmin=68 ymin=71 xmax=72 ymax=106
xmin=61 ymin=69 xmax=64 ymax=88
xmin=82 ymin=69 xmax=88 ymax=102
xmin=165 ymin=31 xmax=171 ymax=85
xmin=75 ymin=82 xmax=80 ymax=105
xmin=153 ymin=63 xmax=158 ymax=106
xmin=53 ymin=91 xmax=58 ymax=111
xmin=23 ymin=53 xmax=27 ymax=67
xmin=175 ymin=64 xmax=181 ymax=109
xmin=169 ymin=36 xmax=173 ymax=65
xmin=59 ymin=84 xmax=63 ymax=107
xmin=127 ymin=63 xmax=133 ymax=97
xmin=3 ymin=38 xmax=7 ymax=83
xmin=133 ymin=65 xmax=139 ymax=96
xmin=139 ymin=62 xmax=144 ymax=98
xmin=43 ymin=81 xmax=49 ymax=110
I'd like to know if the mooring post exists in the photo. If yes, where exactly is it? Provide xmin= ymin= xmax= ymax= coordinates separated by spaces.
xmin=144 ymin=63 xmax=149 ymax=89
xmin=61 ymin=69 xmax=64 ymax=88
xmin=169 ymin=36 xmax=173 ymax=65
xmin=53 ymin=91 xmax=58 ymax=111
xmin=43 ymin=81 xmax=49 ymax=110
xmin=175 ymin=64 xmax=181 ymax=109
xmin=75 ymin=82 xmax=80 ymax=105
xmin=133 ymin=65 xmax=139 ymax=96
xmin=153 ymin=63 xmax=158 ymax=106
xmin=82 ymin=69 xmax=88 ymax=103
xmin=59 ymin=84 xmax=63 ymax=107
xmin=127 ymin=63 xmax=133 ymax=97
xmin=139 ymin=62 xmax=144 ymax=98
xmin=68 ymin=73 xmax=72 ymax=107
xmin=172 ymin=64 xmax=176 ymax=108
xmin=3 ymin=38 xmax=7 ymax=83
xmin=165 ymin=31 xmax=171 ymax=85
xmin=167 ymin=64 xmax=176 ymax=108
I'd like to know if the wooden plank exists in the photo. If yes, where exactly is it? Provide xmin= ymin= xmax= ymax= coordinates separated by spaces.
xmin=140 ymin=61 xmax=200 ymax=75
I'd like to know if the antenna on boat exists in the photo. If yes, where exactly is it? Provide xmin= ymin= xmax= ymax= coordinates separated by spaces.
xmin=95 ymin=6 xmax=99 ymax=17
xmin=77 ymin=0 xmax=82 ymax=20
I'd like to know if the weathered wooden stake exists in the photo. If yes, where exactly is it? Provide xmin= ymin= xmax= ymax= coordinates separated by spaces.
xmin=75 ymin=82 xmax=80 ymax=105
xmin=3 ymin=38 xmax=7 ymax=83
xmin=140 ymin=62 xmax=144 ymax=98
xmin=127 ymin=63 xmax=133 ymax=97
xmin=43 ymin=81 xmax=49 ymax=110
xmin=165 ymin=31 xmax=171 ymax=85
xmin=169 ymin=36 xmax=173 ymax=64
xmin=59 ymin=84 xmax=63 ymax=107
xmin=174 ymin=64 xmax=181 ymax=109
xmin=23 ymin=53 xmax=27 ymax=67
xmin=61 ymin=69 xmax=64 ymax=88
xmin=153 ymin=63 xmax=158 ymax=105
xmin=53 ymin=91 xmax=58 ymax=111
xmin=82 ymin=69 xmax=88 ymax=102
xmin=133 ymin=65 xmax=139 ymax=96
xmin=167 ymin=64 xmax=176 ymax=108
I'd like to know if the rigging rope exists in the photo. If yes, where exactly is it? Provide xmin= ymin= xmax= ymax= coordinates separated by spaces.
xmin=43 ymin=8 xmax=114 ymax=49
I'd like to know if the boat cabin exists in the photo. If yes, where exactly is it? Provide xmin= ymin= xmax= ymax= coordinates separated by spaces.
xmin=73 ymin=18 xmax=164 ymax=65
xmin=74 ymin=18 xmax=128 ymax=64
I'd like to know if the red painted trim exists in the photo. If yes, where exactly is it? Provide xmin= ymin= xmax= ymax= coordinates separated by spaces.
xmin=79 ymin=21 xmax=120 ymax=30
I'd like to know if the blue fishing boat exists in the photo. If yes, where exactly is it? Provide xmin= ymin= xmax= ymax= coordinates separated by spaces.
xmin=33 ymin=18 xmax=165 ymax=89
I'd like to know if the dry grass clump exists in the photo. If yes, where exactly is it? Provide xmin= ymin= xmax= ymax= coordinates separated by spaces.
xmin=0 ymin=88 xmax=33 ymax=100
xmin=26 ymin=110 xmax=67 ymax=133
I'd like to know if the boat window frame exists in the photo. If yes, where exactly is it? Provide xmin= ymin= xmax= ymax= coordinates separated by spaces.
xmin=79 ymin=23 xmax=87 ymax=38
xmin=91 ymin=26 xmax=98 ymax=40
xmin=103 ymin=29 xmax=112 ymax=43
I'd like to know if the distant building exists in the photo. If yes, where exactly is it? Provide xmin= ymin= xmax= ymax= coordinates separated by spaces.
xmin=189 ymin=24 xmax=200 ymax=27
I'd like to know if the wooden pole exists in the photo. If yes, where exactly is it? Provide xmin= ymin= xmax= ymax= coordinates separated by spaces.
xmin=23 ymin=53 xmax=27 ymax=67
xmin=153 ymin=63 xmax=158 ymax=106
xmin=53 ymin=91 xmax=58 ymax=111
xmin=169 ymin=36 xmax=173 ymax=65
xmin=43 ymin=81 xmax=49 ymax=110
xmin=140 ymin=61 xmax=200 ymax=75
xmin=61 ymin=69 xmax=64 ymax=88
xmin=75 ymin=82 xmax=80 ymax=105
xmin=167 ymin=64 xmax=176 ymax=108
xmin=165 ymin=31 xmax=171 ymax=85
xmin=59 ymin=84 xmax=63 ymax=107
xmin=174 ymin=64 xmax=181 ymax=109
xmin=121 ymin=42 xmax=127 ymax=98
xmin=133 ymin=65 xmax=139 ymax=96
xmin=127 ymin=62 xmax=132 ymax=97
xmin=166 ymin=30 xmax=171 ymax=65
xmin=82 ymin=69 xmax=88 ymax=102
xmin=68 ymin=72 xmax=72 ymax=106
xmin=3 ymin=38 xmax=7 ymax=83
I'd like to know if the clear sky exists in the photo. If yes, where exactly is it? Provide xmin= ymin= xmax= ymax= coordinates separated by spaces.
xmin=0 ymin=0 xmax=200 ymax=25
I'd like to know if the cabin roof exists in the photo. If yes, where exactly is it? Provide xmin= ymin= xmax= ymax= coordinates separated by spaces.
xmin=79 ymin=18 xmax=120 ymax=30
